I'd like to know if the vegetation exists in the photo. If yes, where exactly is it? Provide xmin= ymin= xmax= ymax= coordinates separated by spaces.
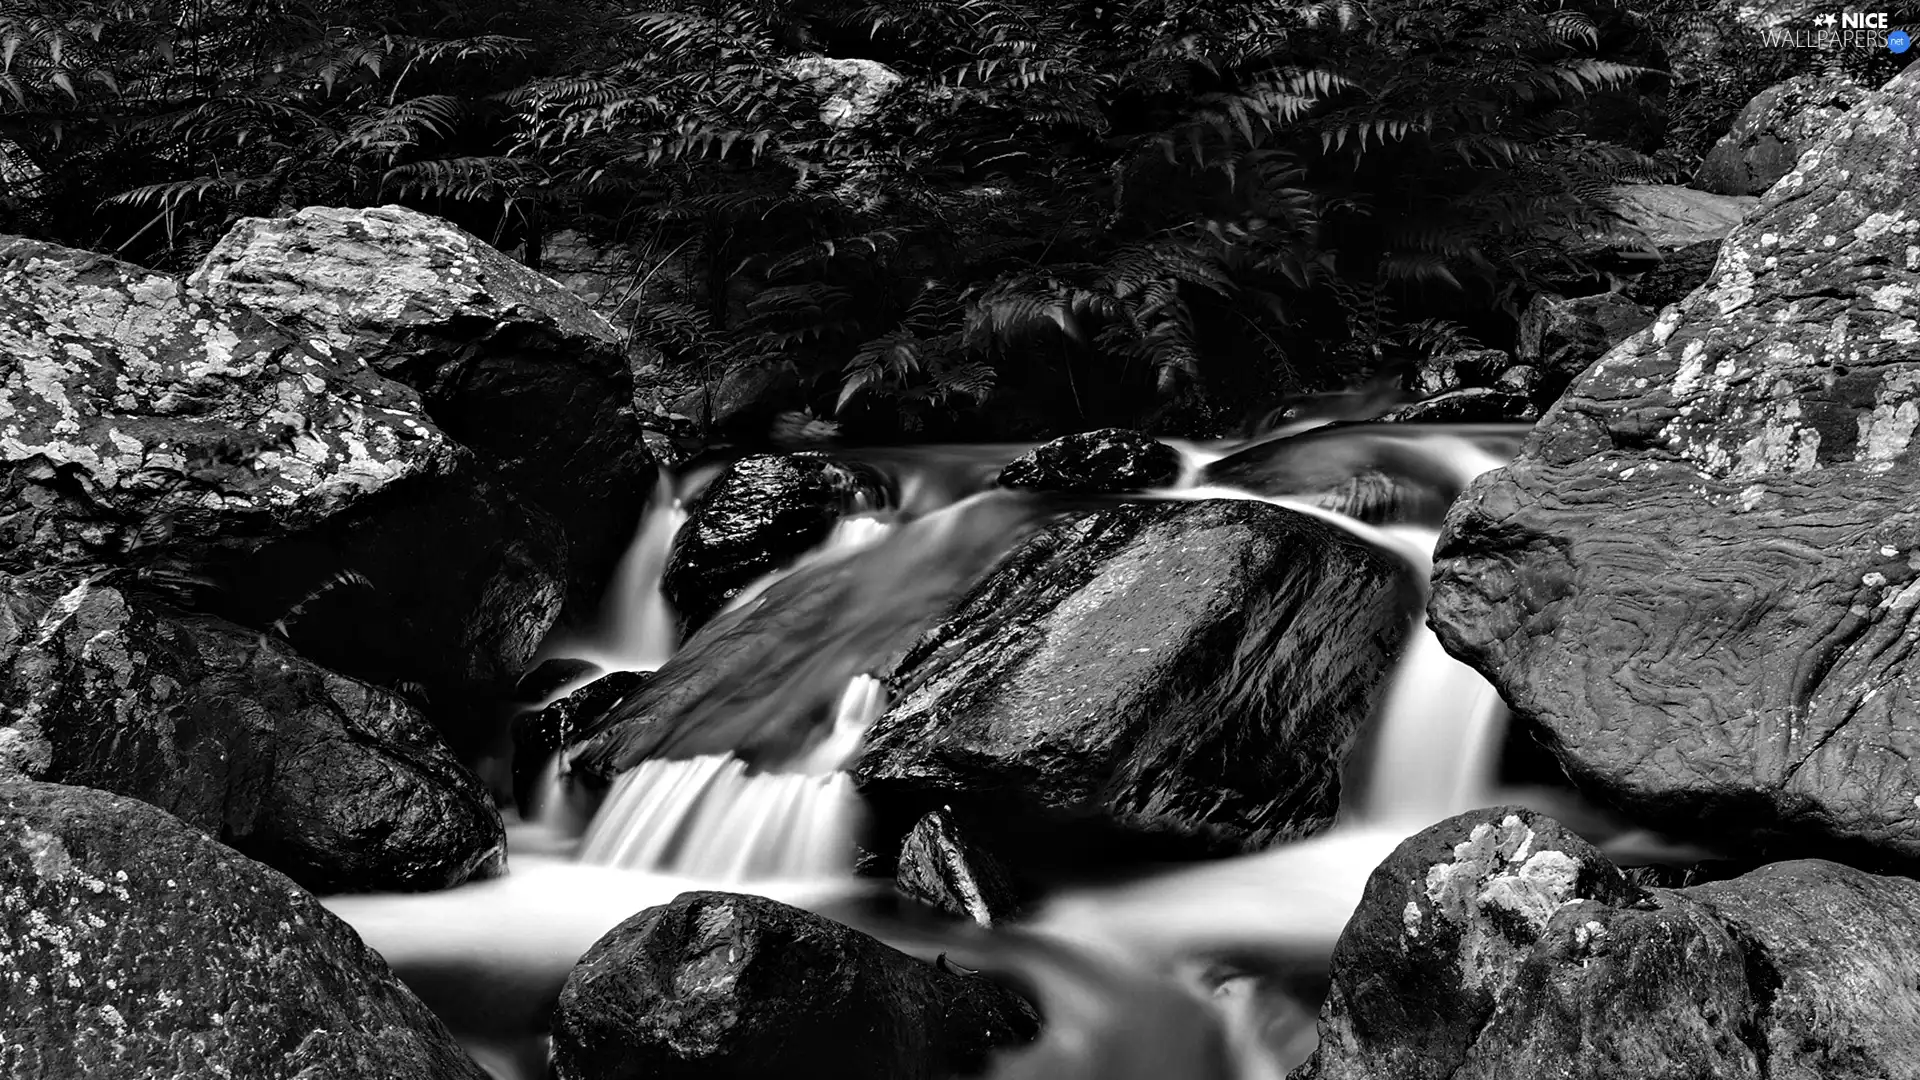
xmin=0 ymin=0 xmax=1899 ymax=437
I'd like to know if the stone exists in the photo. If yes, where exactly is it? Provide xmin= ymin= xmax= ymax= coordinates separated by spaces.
xmin=1696 ymin=75 xmax=1871 ymax=196
xmin=0 ymin=234 xmax=565 ymax=748
xmin=512 ymin=657 xmax=605 ymax=705
xmin=511 ymin=670 xmax=651 ymax=814
xmin=0 ymin=571 xmax=505 ymax=893
xmin=549 ymin=891 xmax=1039 ymax=1080
xmin=192 ymin=205 xmax=656 ymax=618
xmin=1514 ymin=292 xmax=1656 ymax=406
xmin=996 ymin=429 xmax=1182 ymax=493
xmin=896 ymin=808 xmax=1020 ymax=927
xmin=782 ymin=57 xmax=905 ymax=129
xmin=1430 ymin=67 xmax=1920 ymax=869
xmin=1295 ymin=808 xmax=1920 ymax=1080
xmin=662 ymin=452 xmax=887 ymax=630
xmin=1619 ymin=238 xmax=1723 ymax=309
xmin=853 ymin=499 xmax=1415 ymax=857
xmin=1376 ymin=388 xmax=1534 ymax=424
xmin=0 ymin=778 xmax=489 ymax=1079
xmin=1491 ymin=365 xmax=1540 ymax=398
xmin=1609 ymin=184 xmax=1760 ymax=250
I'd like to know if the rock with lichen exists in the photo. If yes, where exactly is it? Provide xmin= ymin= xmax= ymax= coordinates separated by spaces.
xmin=0 ymin=233 xmax=564 ymax=747
xmin=1431 ymin=65 xmax=1920 ymax=870
xmin=1294 ymin=808 xmax=1920 ymax=1080
xmin=1696 ymin=74 xmax=1871 ymax=196
xmin=191 ymin=205 xmax=655 ymax=620
xmin=0 ymin=571 xmax=504 ymax=893
xmin=0 ymin=778 xmax=490 ymax=1079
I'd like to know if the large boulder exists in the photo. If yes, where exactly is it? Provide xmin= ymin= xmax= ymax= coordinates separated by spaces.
xmin=0 ymin=779 xmax=488 ymax=1079
xmin=1696 ymin=75 xmax=1872 ymax=196
xmin=550 ymin=890 xmax=1038 ymax=1080
xmin=0 ymin=234 xmax=565 ymax=746
xmin=0 ymin=571 xmax=504 ymax=892
xmin=996 ymin=429 xmax=1181 ymax=493
xmin=1604 ymin=185 xmax=1761 ymax=307
xmin=662 ymin=453 xmax=886 ymax=630
xmin=1295 ymin=808 xmax=1920 ymax=1080
xmin=191 ymin=205 xmax=655 ymax=618
xmin=1430 ymin=68 xmax=1920 ymax=868
xmin=853 ymin=499 xmax=1415 ymax=857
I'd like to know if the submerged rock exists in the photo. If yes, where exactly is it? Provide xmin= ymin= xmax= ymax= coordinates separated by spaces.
xmin=1431 ymin=67 xmax=1920 ymax=868
xmin=550 ymin=891 xmax=1038 ymax=1080
xmin=897 ymin=808 xmax=1020 ymax=927
xmin=996 ymin=429 xmax=1181 ymax=493
xmin=1295 ymin=808 xmax=1920 ymax=1080
xmin=0 ymin=234 xmax=565 ymax=746
xmin=854 ymin=499 xmax=1415 ymax=857
xmin=663 ymin=453 xmax=887 ymax=630
xmin=0 ymin=779 xmax=488 ymax=1079
xmin=1696 ymin=75 xmax=1870 ymax=196
xmin=1513 ymin=292 xmax=1656 ymax=406
xmin=192 ymin=204 xmax=656 ymax=618
xmin=0 ymin=572 xmax=504 ymax=893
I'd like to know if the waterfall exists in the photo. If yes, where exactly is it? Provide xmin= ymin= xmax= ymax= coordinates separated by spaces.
xmin=542 ymin=470 xmax=687 ymax=674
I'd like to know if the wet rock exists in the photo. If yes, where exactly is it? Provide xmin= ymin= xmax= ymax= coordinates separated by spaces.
xmin=1376 ymin=388 xmax=1534 ymax=424
xmin=513 ymin=657 xmax=606 ymax=705
xmin=854 ymin=499 xmax=1415 ymax=856
xmin=783 ymin=56 xmax=904 ymax=129
xmin=897 ymin=808 xmax=1020 ymax=927
xmin=663 ymin=453 xmax=886 ymax=630
xmin=1696 ymin=75 xmax=1871 ymax=196
xmin=1490 ymin=365 xmax=1539 ymax=399
xmin=0 ymin=235 xmax=565 ymax=749
xmin=996 ymin=429 xmax=1181 ymax=493
xmin=0 ymin=778 xmax=489 ymax=1079
xmin=511 ymin=670 xmax=651 ymax=813
xmin=1295 ymin=808 xmax=1920 ymax=1080
xmin=550 ymin=890 xmax=1039 ymax=1080
xmin=1431 ymin=68 xmax=1920 ymax=869
xmin=1406 ymin=349 xmax=1511 ymax=398
xmin=192 ymin=205 xmax=655 ymax=618
xmin=0 ymin=571 xmax=504 ymax=893
xmin=1513 ymin=292 xmax=1656 ymax=405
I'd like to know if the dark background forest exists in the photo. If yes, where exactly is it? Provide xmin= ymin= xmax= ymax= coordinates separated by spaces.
xmin=2 ymin=0 xmax=1910 ymax=440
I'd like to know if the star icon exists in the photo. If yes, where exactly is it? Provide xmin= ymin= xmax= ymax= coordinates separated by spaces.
xmin=1813 ymin=12 xmax=1838 ymax=25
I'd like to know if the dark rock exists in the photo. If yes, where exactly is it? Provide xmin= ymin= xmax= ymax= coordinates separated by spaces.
xmin=1295 ymin=808 xmax=1920 ymax=1080
xmin=1490 ymin=365 xmax=1539 ymax=398
xmin=897 ymin=808 xmax=1020 ymax=927
xmin=663 ymin=453 xmax=887 ymax=630
xmin=0 ymin=571 xmax=504 ymax=893
xmin=1376 ymin=388 xmax=1534 ymax=424
xmin=854 ymin=499 xmax=1415 ymax=856
xmin=512 ymin=670 xmax=651 ymax=813
xmin=0 ymin=778 xmax=489 ymax=1079
xmin=1407 ymin=349 xmax=1511 ymax=398
xmin=513 ymin=657 xmax=605 ymax=705
xmin=1696 ymin=75 xmax=1871 ymax=196
xmin=550 ymin=890 xmax=1039 ymax=1080
xmin=0 ymin=233 xmax=566 ymax=748
xmin=1430 ymin=68 xmax=1920 ymax=869
xmin=997 ymin=429 xmax=1182 ymax=493
xmin=1619 ymin=238 xmax=1723 ymax=309
xmin=1513 ymin=292 xmax=1656 ymax=406
xmin=192 ymin=205 xmax=656 ymax=620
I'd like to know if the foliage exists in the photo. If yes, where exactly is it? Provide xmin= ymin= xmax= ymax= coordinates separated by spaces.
xmin=0 ymin=0 xmax=1685 ymax=436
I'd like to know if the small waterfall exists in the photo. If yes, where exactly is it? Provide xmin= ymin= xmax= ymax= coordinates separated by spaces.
xmin=545 ymin=470 xmax=686 ymax=673
xmin=574 ymin=674 xmax=888 ymax=882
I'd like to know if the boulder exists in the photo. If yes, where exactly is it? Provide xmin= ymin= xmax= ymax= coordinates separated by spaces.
xmin=511 ymin=670 xmax=651 ymax=813
xmin=1376 ymin=388 xmax=1533 ymax=424
xmin=854 ymin=499 xmax=1415 ymax=856
xmin=192 ymin=205 xmax=655 ymax=618
xmin=0 ymin=571 xmax=504 ymax=893
xmin=1619 ymin=238 xmax=1723 ymax=309
xmin=663 ymin=452 xmax=887 ymax=630
xmin=1405 ymin=349 xmax=1509 ymax=399
xmin=1609 ymin=184 xmax=1759 ymax=250
xmin=550 ymin=890 xmax=1039 ymax=1080
xmin=782 ymin=56 xmax=905 ymax=130
xmin=996 ymin=429 xmax=1181 ymax=493
xmin=1696 ymin=75 xmax=1871 ymax=196
xmin=1513 ymin=292 xmax=1656 ymax=406
xmin=0 ymin=778 xmax=488 ymax=1079
xmin=0 ymin=235 xmax=565 ymax=746
xmin=1295 ymin=808 xmax=1920 ymax=1080
xmin=896 ymin=808 xmax=1020 ymax=927
xmin=1430 ymin=68 xmax=1920 ymax=868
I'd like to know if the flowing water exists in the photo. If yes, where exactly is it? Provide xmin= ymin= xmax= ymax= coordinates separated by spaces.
xmin=325 ymin=418 xmax=1639 ymax=1080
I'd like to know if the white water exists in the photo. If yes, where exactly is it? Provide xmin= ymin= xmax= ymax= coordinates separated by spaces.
xmin=328 ymin=420 xmax=1573 ymax=1080
xmin=541 ymin=471 xmax=686 ymax=673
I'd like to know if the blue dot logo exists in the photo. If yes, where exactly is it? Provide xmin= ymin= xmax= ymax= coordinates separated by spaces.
xmin=1892 ymin=29 xmax=1913 ymax=53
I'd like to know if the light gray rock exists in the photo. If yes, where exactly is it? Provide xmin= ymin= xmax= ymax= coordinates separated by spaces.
xmin=1696 ymin=75 xmax=1872 ymax=196
xmin=783 ymin=57 xmax=904 ymax=129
